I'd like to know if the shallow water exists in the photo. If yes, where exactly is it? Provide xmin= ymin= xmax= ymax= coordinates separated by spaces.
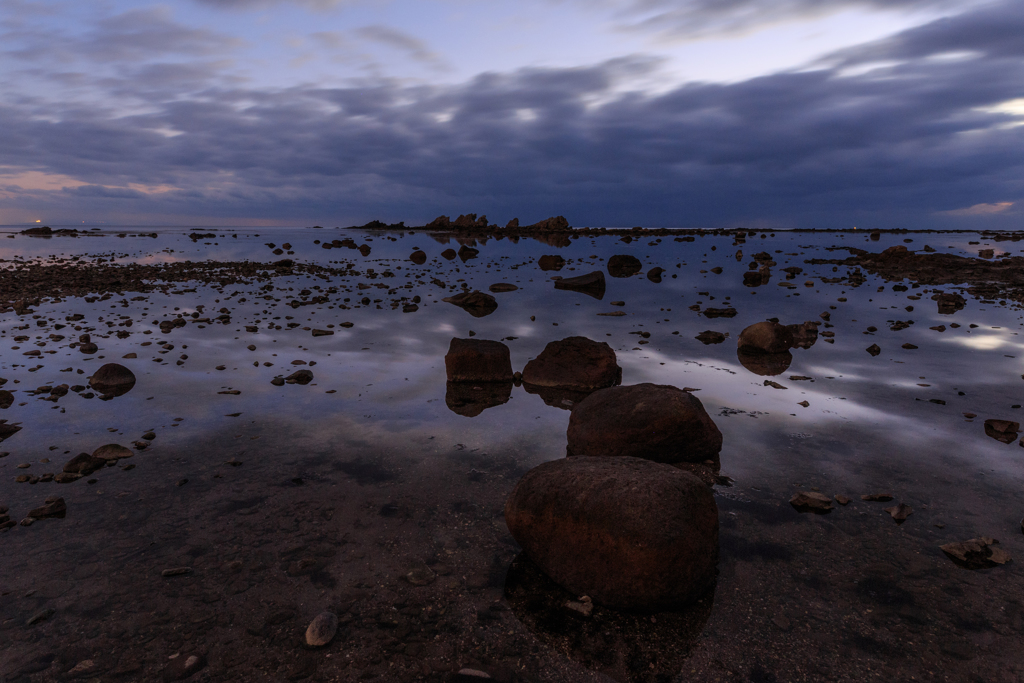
xmin=1 ymin=227 xmax=1022 ymax=683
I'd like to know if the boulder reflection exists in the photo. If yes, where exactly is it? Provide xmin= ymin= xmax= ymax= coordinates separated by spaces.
xmin=444 ymin=381 xmax=512 ymax=417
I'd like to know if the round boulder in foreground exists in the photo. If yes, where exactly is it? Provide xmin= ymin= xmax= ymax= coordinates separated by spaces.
xmin=88 ymin=363 xmax=136 ymax=396
xmin=737 ymin=321 xmax=794 ymax=354
xmin=566 ymin=383 xmax=722 ymax=464
xmin=504 ymin=456 xmax=718 ymax=610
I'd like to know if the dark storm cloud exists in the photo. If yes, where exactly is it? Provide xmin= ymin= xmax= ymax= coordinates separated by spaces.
xmin=1 ymin=1 xmax=1022 ymax=227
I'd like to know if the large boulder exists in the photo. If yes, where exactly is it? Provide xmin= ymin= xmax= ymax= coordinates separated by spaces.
xmin=442 ymin=291 xmax=497 ymax=317
xmin=737 ymin=321 xmax=794 ymax=354
xmin=522 ymin=337 xmax=621 ymax=391
xmin=607 ymin=255 xmax=642 ymax=278
xmin=552 ymin=271 xmax=605 ymax=299
xmin=445 ymin=338 xmax=513 ymax=383
xmin=88 ymin=363 xmax=136 ymax=397
xmin=566 ymin=383 xmax=722 ymax=464
xmin=504 ymin=456 xmax=719 ymax=610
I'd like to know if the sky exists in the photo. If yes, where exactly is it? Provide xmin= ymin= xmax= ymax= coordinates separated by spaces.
xmin=0 ymin=0 xmax=1022 ymax=229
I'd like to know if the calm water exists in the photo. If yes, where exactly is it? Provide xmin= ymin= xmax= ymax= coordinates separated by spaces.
xmin=1 ymin=227 xmax=1022 ymax=683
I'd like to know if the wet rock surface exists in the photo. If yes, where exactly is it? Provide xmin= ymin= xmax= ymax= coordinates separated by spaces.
xmin=566 ymin=383 xmax=722 ymax=464
xmin=505 ymin=456 xmax=719 ymax=611
xmin=521 ymin=336 xmax=621 ymax=392
xmin=442 ymin=290 xmax=498 ymax=317
xmin=445 ymin=338 xmax=513 ymax=383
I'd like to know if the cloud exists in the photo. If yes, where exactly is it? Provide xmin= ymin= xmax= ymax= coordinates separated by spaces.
xmin=0 ymin=1 xmax=1022 ymax=227
xmin=355 ymin=25 xmax=448 ymax=70
xmin=194 ymin=0 xmax=353 ymax=9
xmin=939 ymin=201 xmax=1015 ymax=216
xmin=582 ymin=0 xmax=973 ymax=40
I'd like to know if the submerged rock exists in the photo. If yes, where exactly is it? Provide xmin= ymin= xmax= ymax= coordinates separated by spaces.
xmin=552 ymin=271 xmax=605 ymax=299
xmin=522 ymin=337 xmax=621 ymax=392
xmin=866 ymin=344 xmax=882 ymax=357
xmin=647 ymin=267 xmax=665 ymax=283
xmin=932 ymin=292 xmax=966 ymax=314
xmin=504 ymin=456 xmax=718 ymax=610
xmin=284 ymin=370 xmax=314 ymax=385
xmin=566 ymin=383 xmax=722 ymax=464
xmin=442 ymin=291 xmax=498 ymax=317
xmin=409 ymin=250 xmax=427 ymax=265
xmin=27 ymin=496 xmax=66 ymax=520
xmin=445 ymin=338 xmax=513 ymax=383
xmin=62 ymin=453 xmax=105 ymax=475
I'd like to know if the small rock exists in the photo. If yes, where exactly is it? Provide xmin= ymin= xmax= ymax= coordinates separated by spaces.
xmin=161 ymin=567 xmax=193 ymax=577
xmin=695 ymin=330 xmax=725 ymax=345
xmin=162 ymin=653 xmax=206 ymax=681
xmin=26 ymin=608 xmax=55 ymax=625
xmin=311 ymin=329 xmax=334 ymax=337
xmin=27 ymin=497 xmax=66 ymax=519
xmin=488 ymin=283 xmax=518 ymax=293
xmin=834 ymin=494 xmax=851 ymax=505
xmin=885 ymin=503 xmax=913 ymax=523
xmin=552 ymin=271 xmax=606 ymax=298
xmin=866 ymin=344 xmax=881 ymax=356
xmin=861 ymin=493 xmax=894 ymax=502
xmin=940 ymin=537 xmax=1011 ymax=569
xmin=285 ymin=370 xmax=314 ymax=385
xmin=442 ymin=291 xmax=498 ymax=317
xmin=607 ymin=254 xmax=642 ymax=278
xmin=404 ymin=565 xmax=436 ymax=586
xmin=93 ymin=443 xmax=133 ymax=461
xmin=789 ymin=492 xmax=833 ymax=513
xmin=305 ymin=611 xmax=338 ymax=647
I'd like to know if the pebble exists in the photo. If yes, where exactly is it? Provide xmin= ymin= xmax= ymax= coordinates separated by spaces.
xmin=161 ymin=567 xmax=193 ymax=577
xmin=305 ymin=611 xmax=339 ymax=647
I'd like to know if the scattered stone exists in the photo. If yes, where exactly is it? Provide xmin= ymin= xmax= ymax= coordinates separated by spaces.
xmin=597 ymin=311 xmax=626 ymax=316
xmin=284 ymin=370 xmax=314 ymax=385
xmin=538 ymin=255 xmax=565 ymax=271
xmin=441 ymin=248 xmax=457 ymax=260
xmin=835 ymin=494 xmax=851 ymax=505
xmin=88 ymin=363 xmax=136 ymax=397
xmin=0 ymin=390 xmax=12 ymax=409
xmin=161 ymin=567 xmax=193 ymax=577
xmin=162 ymin=653 xmax=206 ymax=681
xmin=984 ymin=419 xmax=1019 ymax=444
xmin=26 ymin=608 xmax=55 ymax=625
xmin=488 ymin=283 xmax=518 ymax=293
xmin=703 ymin=307 xmax=737 ymax=319
xmin=404 ymin=565 xmax=437 ymax=586
xmin=695 ymin=330 xmax=726 ymax=345
xmin=647 ymin=267 xmax=665 ymax=283
xmin=940 ymin=537 xmax=1011 ymax=569
xmin=786 ymin=321 xmax=819 ymax=349
xmin=505 ymin=456 xmax=718 ymax=610
xmin=798 ymin=401 xmax=809 ymax=407
xmin=93 ymin=444 xmax=133 ymax=461
xmin=409 ymin=250 xmax=427 ymax=265
xmin=789 ymin=492 xmax=833 ymax=513
xmin=442 ymin=291 xmax=498 ymax=317
xmin=311 ymin=329 xmax=334 ymax=337
xmin=861 ymin=493 xmax=894 ymax=502
xmin=885 ymin=503 xmax=913 ymax=523
xmin=62 ymin=453 xmax=105 ymax=475
xmin=27 ymin=496 xmax=66 ymax=519
xmin=445 ymin=338 xmax=513 ymax=383
xmin=902 ymin=343 xmax=919 ymax=350
xmin=933 ymin=292 xmax=966 ymax=314
xmin=522 ymin=336 xmax=621 ymax=391
xmin=305 ymin=611 xmax=339 ymax=647
xmin=866 ymin=344 xmax=881 ymax=356
xmin=567 ymin=383 xmax=722 ymax=464
xmin=607 ymin=255 xmax=643 ymax=278
xmin=737 ymin=321 xmax=794 ymax=354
